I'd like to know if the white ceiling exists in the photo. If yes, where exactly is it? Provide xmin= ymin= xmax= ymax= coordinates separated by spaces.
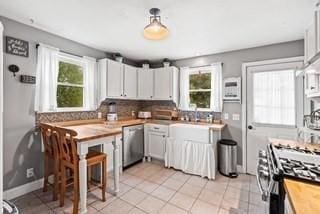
xmin=0 ymin=0 xmax=315 ymax=60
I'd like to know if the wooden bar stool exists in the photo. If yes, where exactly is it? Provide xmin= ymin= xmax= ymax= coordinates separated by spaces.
xmin=53 ymin=126 xmax=107 ymax=214
xmin=40 ymin=123 xmax=60 ymax=201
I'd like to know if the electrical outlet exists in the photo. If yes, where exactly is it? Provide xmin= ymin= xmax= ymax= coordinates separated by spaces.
xmin=26 ymin=168 xmax=34 ymax=178
xmin=224 ymin=113 xmax=229 ymax=120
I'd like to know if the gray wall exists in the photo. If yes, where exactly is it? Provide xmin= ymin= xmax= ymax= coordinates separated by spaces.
xmin=0 ymin=16 xmax=108 ymax=190
xmin=172 ymin=40 xmax=304 ymax=164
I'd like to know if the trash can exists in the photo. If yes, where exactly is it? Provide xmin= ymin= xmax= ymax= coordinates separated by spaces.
xmin=218 ymin=139 xmax=238 ymax=178
xmin=3 ymin=200 xmax=19 ymax=214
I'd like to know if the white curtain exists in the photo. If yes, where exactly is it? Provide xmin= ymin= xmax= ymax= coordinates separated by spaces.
xmin=178 ymin=67 xmax=190 ymax=110
xmin=83 ymin=56 xmax=98 ymax=110
xmin=34 ymin=43 xmax=59 ymax=112
xmin=253 ymin=70 xmax=295 ymax=126
xmin=211 ymin=63 xmax=223 ymax=112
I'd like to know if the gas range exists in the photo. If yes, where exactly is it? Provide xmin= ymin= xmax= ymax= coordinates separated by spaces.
xmin=257 ymin=142 xmax=320 ymax=214
xmin=274 ymin=143 xmax=320 ymax=183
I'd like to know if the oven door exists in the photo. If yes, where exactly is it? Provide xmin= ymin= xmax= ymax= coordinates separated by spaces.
xmin=256 ymin=150 xmax=285 ymax=214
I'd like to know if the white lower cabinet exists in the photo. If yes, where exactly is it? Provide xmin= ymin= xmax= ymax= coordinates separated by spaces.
xmin=148 ymin=132 xmax=166 ymax=160
xmin=144 ymin=124 xmax=168 ymax=161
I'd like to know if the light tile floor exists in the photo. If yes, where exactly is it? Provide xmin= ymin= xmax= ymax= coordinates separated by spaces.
xmin=12 ymin=161 xmax=268 ymax=214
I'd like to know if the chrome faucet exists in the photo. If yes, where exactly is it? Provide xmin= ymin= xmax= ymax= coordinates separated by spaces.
xmin=195 ymin=106 xmax=200 ymax=122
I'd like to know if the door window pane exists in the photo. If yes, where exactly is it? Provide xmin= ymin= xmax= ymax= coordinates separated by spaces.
xmin=253 ymin=70 xmax=295 ymax=126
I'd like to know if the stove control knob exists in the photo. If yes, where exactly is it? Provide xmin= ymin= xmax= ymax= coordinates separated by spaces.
xmin=259 ymin=150 xmax=267 ymax=158
xmin=258 ymin=158 xmax=268 ymax=166
xmin=259 ymin=170 xmax=269 ymax=179
xmin=258 ymin=165 xmax=269 ymax=172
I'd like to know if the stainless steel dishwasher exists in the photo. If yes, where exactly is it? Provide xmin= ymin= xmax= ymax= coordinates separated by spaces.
xmin=123 ymin=124 xmax=144 ymax=168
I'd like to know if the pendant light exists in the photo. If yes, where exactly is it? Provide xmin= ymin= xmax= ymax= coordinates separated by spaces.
xmin=144 ymin=8 xmax=169 ymax=40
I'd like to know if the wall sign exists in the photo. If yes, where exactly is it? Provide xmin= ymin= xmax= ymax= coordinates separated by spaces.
xmin=6 ymin=36 xmax=29 ymax=57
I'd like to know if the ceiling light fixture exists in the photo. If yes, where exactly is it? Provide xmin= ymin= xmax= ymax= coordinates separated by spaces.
xmin=144 ymin=8 xmax=169 ymax=40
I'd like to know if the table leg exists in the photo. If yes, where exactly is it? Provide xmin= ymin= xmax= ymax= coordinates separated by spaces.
xmin=78 ymin=144 xmax=88 ymax=214
xmin=112 ymin=137 xmax=120 ymax=195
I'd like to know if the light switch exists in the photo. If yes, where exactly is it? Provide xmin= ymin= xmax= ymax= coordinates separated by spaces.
xmin=232 ymin=114 xmax=240 ymax=121
xmin=224 ymin=113 xmax=229 ymax=120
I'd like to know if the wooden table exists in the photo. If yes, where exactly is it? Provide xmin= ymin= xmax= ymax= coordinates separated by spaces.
xmin=50 ymin=119 xmax=144 ymax=214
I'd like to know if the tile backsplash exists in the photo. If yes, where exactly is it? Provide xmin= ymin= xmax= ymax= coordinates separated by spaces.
xmin=36 ymin=98 xmax=221 ymax=125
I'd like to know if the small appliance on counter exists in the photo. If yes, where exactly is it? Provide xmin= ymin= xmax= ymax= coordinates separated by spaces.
xmin=138 ymin=111 xmax=152 ymax=119
xmin=304 ymin=108 xmax=320 ymax=130
xmin=107 ymin=102 xmax=118 ymax=121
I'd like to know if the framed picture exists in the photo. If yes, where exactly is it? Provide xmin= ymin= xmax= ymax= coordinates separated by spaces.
xmin=6 ymin=36 xmax=29 ymax=57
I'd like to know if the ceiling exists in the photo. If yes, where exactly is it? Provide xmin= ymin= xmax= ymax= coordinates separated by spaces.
xmin=0 ymin=0 xmax=315 ymax=60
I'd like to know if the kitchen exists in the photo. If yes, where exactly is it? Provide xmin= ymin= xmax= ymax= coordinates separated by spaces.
xmin=0 ymin=1 xmax=319 ymax=214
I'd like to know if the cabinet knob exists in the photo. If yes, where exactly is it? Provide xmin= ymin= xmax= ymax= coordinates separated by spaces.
xmin=120 ymin=94 xmax=123 ymax=96
xmin=163 ymin=135 xmax=165 ymax=138
xmin=124 ymin=94 xmax=127 ymax=97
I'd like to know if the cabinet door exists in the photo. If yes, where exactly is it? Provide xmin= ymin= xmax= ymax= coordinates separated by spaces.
xmin=123 ymin=65 xmax=137 ymax=99
xmin=306 ymin=12 xmax=317 ymax=62
xmin=137 ymin=68 xmax=154 ymax=99
xmin=154 ymin=67 xmax=173 ymax=100
xmin=148 ymin=132 xmax=166 ymax=160
xmin=107 ymin=60 xmax=123 ymax=97
xmin=97 ymin=59 xmax=107 ymax=102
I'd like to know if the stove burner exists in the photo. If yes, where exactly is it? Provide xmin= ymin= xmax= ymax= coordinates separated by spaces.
xmin=278 ymin=157 xmax=320 ymax=181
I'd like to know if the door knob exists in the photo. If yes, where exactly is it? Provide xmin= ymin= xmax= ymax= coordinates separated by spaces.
xmin=248 ymin=125 xmax=253 ymax=130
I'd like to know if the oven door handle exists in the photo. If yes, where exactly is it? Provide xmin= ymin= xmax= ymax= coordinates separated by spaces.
xmin=256 ymin=162 xmax=269 ymax=201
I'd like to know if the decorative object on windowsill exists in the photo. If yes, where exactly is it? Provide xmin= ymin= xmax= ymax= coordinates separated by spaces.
xmin=223 ymin=77 xmax=241 ymax=103
xmin=163 ymin=58 xmax=170 ymax=67
xmin=143 ymin=8 xmax=169 ymax=40
xmin=113 ymin=53 xmax=123 ymax=63
xmin=20 ymin=75 xmax=36 ymax=84
xmin=8 ymin=64 xmax=19 ymax=77
xmin=304 ymin=109 xmax=320 ymax=130
xmin=6 ymin=36 xmax=29 ymax=57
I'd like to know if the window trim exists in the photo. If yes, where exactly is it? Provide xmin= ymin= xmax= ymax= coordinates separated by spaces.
xmin=56 ymin=54 xmax=86 ymax=111
xmin=188 ymin=69 xmax=213 ymax=111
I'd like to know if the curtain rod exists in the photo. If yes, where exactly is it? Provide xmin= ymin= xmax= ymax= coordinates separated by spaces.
xmin=186 ymin=62 xmax=224 ymax=69
xmin=35 ymin=43 xmax=83 ymax=58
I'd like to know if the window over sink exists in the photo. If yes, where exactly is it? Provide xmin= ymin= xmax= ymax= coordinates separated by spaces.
xmin=179 ymin=63 xmax=223 ymax=112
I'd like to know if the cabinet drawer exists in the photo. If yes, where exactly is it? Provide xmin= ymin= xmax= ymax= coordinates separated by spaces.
xmin=147 ymin=124 xmax=168 ymax=134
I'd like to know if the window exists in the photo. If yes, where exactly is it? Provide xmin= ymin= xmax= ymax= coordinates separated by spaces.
xmin=179 ymin=63 xmax=223 ymax=112
xmin=253 ymin=69 xmax=295 ymax=126
xmin=189 ymin=70 xmax=212 ymax=109
xmin=57 ymin=58 xmax=84 ymax=109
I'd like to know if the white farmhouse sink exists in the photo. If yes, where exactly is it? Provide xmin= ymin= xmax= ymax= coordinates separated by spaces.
xmin=169 ymin=123 xmax=210 ymax=143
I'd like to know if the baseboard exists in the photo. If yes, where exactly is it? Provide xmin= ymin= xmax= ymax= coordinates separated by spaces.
xmin=237 ymin=165 xmax=244 ymax=173
xmin=3 ymin=178 xmax=44 ymax=200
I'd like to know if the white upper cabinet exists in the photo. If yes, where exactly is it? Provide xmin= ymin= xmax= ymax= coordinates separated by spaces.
xmin=153 ymin=67 xmax=179 ymax=103
xmin=137 ymin=68 xmax=154 ymax=99
xmin=123 ymin=65 xmax=137 ymax=99
xmin=107 ymin=60 xmax=124 ymax=97
xmin=305 ymin=10 xmax=319 ymax=63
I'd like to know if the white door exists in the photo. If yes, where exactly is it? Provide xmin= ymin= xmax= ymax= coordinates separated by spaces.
xmin=0 ymin=21 xmax=3 ymax=210
xmin=123 ymin=65 xmax=137 ymax=99
xmin=245 ymin=59 xmax=304 ymax=175
xmin=137 ymin=68 xmax=154 ymax=99
xmin=154 ymin=67 xmax=172 ymax=100
xmin=148 ymin=132 xmax=166 ymax=160
xmin=107 ymin=60 xmax=123 ymax=97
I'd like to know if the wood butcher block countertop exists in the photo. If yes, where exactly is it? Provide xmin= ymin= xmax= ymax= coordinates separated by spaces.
xmin=284 ymin=178 xmax=320 ymax=214
xmin=44 ymin=118 xmax=226 ymax=142
xmin=44 ymin=119 xmax=145 ymax=142
xmin=269 ymin=138 xmax=320 ymax=214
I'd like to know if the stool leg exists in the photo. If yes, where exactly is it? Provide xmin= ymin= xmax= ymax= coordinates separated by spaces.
xmin=102 ymin=159 xmax=106 ymax=202
xmin=60 ymin=165 xmax=66 ymax=207
xmin=73 ymin=168 xmax=79 ymax=214
xmin=53 ymin=158 xmax=59 ymax=201
xmin=43 ymin=154 xmax=49 ymax=192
